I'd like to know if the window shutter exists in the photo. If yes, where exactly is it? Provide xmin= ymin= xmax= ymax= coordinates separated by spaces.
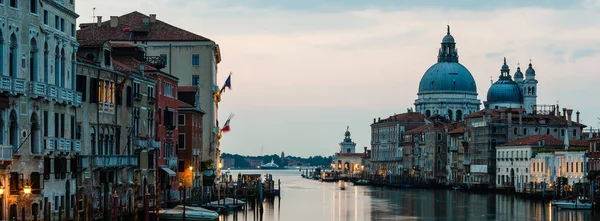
xmin=126 ymin=86 xmax=132 ymax=107
xmin=89 ymin=78 xmax=98 ymax=103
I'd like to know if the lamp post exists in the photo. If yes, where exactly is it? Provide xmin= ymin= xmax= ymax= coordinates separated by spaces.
xmin=467 ymin=173 xmax=471 ymax=191
xmin=112 ymin=191 xmax=119 ymax=221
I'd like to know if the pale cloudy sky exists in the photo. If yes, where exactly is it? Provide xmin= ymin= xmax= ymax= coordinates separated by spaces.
xmin=77 ymin=0 xmax=600 ymax=157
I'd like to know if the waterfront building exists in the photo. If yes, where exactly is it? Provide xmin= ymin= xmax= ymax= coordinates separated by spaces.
xmin=75 ymin=41 xmax=156 ymax=220
xmin=332 ymin=128 xmax=366 ymax=176
xmin=77 ymin=12 xmax=223 ymax=172
xmin=529 ymin=139 xmax=589 ymax=189
xmin=588 ymin=137 xmax=600 ymax=184
xmin=414 ymin=26 xmax=480 ymax=120
xmin=448 ymin=125 xmax=467 ymax=184
xmin=370 ymin=112 xmax=425 ymax=175
xmin=176 ymin=86 xmax=205 ymax=188
xmin=485 ymin=58 xmax=538 ymax=113
xmin=466 ymin=107 xmax=586 ymax=189
xmin=0 ymin=0 xmax=81 ymax=219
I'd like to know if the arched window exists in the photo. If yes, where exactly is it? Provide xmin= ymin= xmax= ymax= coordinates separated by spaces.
xmin=9 ymin=34 xmax=18 ymax=78
xmin=54 ymin=46 xmax=60 ymax=86
xmin=532 ymin=87 xmax=536 ymax=95
xmin=425 ymin=110 xmax=431 ymax=117
xmin=60 ymin=48 xmax=65 ymax=87
xmin=30 ymin=113 xmax=40 ymax=154
xmin=456 ymin=110 xmax=463 ymax=121
xmin=90 ymin=127 xmax=96 ymax=155
xmin=447 ymin=110 xmax=453 ymax=121
xmin=9 ymin=111 xmax=18 ymax=148
xmin=0 ymin=30 xmax=4 ymax=72
xmin=514 ymin=128 xmax=518 ymax=135
xmin=44 ymin=42 xmax=49 ymax=83
xmin=30 ymin=38 xmax=38 ymax=81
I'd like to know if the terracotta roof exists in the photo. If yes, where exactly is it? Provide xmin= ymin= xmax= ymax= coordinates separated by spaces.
xmin=177 ymin=100 xmax=193 ymax=108
xmin=112 ymin=56 xmax=158 ymax=74
xmin=448 ymin=126 xmax=465 ymax=134
xmin=110 ymin=42 xmax=136 ymax=48
xmin=77 ymin=11 xmax=212 ymax=44
xmin=373 ymin=112 xmax=426 ymax=125
xmin=503 ymin=135 xmax=563 ymax=146
xmin=406 ymin=124 xmax=429 ymax=133
xmin=569 ymin=139 xmax=589 ymax=147
xmin=178 ymin=86 xmax=197 ymax=93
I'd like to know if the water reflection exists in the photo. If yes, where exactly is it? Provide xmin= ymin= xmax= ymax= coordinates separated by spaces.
xmin=218 ymin=170 xmax=596 ymax=221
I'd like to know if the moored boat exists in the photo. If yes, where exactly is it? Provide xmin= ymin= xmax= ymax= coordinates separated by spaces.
xmin=351 ymin=179 xmax=370 ymax=186
xmin=260 ymin=159 xmax=280 ymax=169
xmin=159 ymin=205 xmax=219 ymax=220
xmin=552 ymin=198 xmax=594 ymax=210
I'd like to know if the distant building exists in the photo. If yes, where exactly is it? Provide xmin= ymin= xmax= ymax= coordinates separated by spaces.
xmin=485 ymin=58 xmax=538 ymax=114
xmin=371 ymin=112 xmax=426 ymax=175
xmin=221 ymin=158 xmax=235 ymax=169
xmin=332 ymin=128 xmax=367 ymax=176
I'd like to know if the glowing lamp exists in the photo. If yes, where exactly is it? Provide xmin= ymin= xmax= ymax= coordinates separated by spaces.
xmin=23 ymin=186 xmax=32 ymax=195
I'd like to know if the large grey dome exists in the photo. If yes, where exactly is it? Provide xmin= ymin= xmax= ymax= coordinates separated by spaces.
xmin=418 ymin=62 xmax=477 ymax=94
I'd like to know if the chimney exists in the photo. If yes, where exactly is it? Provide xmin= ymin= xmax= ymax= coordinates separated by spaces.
xmin=518 ymin=109 xmax=523 ymax=125
xmin=149 ymin=14 xmax=157 ymax=23
xmin=378 ymin=117 xmax=381 ymax=122
xmin=576 ymin=111 xmax=580 ymax=123
xmin=373 ymin=118 xmax=376 ymax=124
xmin=110 ymin=16 xmax=119 ymax=27
xmin=562 ymin=108 xmax=567 ymax=119
xmin=97 ymin=16 xmax=103 ymax=27
xmin=566 ymin=109 xmax=573 ymax=122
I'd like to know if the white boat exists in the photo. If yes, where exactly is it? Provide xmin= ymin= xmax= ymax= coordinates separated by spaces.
xmin=260 ymin=159 xmax=280 ymax=169
xmin=552 ymin=198 xmax=594 ymax=210
xmin=159 ymin=205 xmax=219 ymax=220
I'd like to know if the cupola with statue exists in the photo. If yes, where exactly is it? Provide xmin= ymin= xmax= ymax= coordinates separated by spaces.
xmin=339 ymin=126 xmax=357 ymax=153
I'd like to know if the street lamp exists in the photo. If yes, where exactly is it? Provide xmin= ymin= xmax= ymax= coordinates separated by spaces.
xmin=23 ymin=185 xmax=32 ymax=195
xmin=0 ymin=185 xmax=4 ymax=195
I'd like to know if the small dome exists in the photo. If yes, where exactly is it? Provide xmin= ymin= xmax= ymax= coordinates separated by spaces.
xmin=513 ymin=67 xmax=524 ymax=79
xmin=442 ymin=25 xmax=455 ymax=43
xmin=526 ymin=62 xmax=535 ymax=76
xmin=418 ymin=62 xmax=477 ymax=94
xmin=487 ymin=79 xmax=523 ymax=103
xmin=345 ymin=130 xmax=350 ymax=137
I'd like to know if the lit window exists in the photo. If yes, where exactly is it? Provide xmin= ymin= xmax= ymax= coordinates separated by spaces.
xmin=98 ymin=80 xmax=115 ymax=113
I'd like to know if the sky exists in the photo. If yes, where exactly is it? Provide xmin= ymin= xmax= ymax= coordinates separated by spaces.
xmin=76 ymin=0 xmax=600 ymax=157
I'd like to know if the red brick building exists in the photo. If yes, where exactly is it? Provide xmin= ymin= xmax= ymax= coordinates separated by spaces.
xmin=177 ymin=86 xmax=204 ymax=187
xmin=589 ymin=137 xmax=600 ymax=184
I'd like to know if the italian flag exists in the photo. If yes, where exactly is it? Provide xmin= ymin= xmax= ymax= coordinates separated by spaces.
xmin=221 ymin=113 xmax=235 ymax=133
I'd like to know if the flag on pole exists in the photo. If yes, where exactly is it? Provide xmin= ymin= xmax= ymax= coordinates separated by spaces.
xmin=221 ymin=113 xmax=235 ymax=133
xmin=219 ymin=72 xmax=232 ymax=94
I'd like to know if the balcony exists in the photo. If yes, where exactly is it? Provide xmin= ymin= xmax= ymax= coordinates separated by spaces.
xmin=57 ymin=88 xmax=74 ymax=104
xmin=45 ymin=137 xmax=56 ymax=151
xmin=166 ymin=157 xmax=177 ymax=168
xmin=46 ymin=85 xmax=58 ymax=100
xmin=72 ymin=140 xmax=81 ymax=152
xmin=147 ymin=96 xmax=155 ymax=104
xmin=0 ymin=145 xmax=13 ymax=161
xmin=29 ymin=81 xmax=47 ymax=98
xmin=0 ymin=76 xmax=11 ymax=92
xmin=193 ymin=148 xmax=200 ymax=156
xmin=74 ymin=92 xmax=83 ymax=107
xmin=93 ymin=155 xmax=138 ymax=168
xmin=136 ymin=138 xmax=148 ymax=149
xmin=450 ymin=146 xmax=458 ymax=152
xmin=151 ymin=140 xmax=161 ymax=149
xmin=13 ymin=78 xmax=25 ymax=94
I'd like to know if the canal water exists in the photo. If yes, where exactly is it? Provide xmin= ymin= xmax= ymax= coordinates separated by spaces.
xmin=219 ymin=169 xmax=596 ymax=221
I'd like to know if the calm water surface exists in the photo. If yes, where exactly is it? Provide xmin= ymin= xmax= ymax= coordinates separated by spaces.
xmin=218 ymin=170 xmax=596 ymax=221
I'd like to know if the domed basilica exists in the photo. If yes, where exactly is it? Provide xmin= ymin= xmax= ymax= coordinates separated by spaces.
xmin=485 ymin=58 xmax=538 ymax=113
xmin=414 ymin=26 xmax=480 ymax=121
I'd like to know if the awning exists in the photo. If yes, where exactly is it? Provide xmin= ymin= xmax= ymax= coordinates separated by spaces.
xmin=160 ymin=166 xmax=177 ymax=177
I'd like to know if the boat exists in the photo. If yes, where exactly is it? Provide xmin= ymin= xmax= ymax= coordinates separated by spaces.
xmin=340 ymin=186 xmax=346 ymax=190
xmin=551 ymin=196 xmax=576 ymax=205
xmin=158 ymin=205 xmax=219 ymax=220
xmin=351 ymin=180 xmax=370 ymax=186
xmin=552 ymin=197 xmax=594 ymax=210
xmin=320 ymin=171 xmax=337 ymax=182
xmin=260 ymin=159 xmax=280 ymax=169
xmin=452 ymin=185 xmax=462 ymax=190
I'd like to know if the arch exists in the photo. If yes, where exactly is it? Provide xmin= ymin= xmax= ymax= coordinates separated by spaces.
xmin=30 ymin=113 xmax=41 ymax=154
xmin=9 ymin=33 xmax=18 ymax=78
xmin=71 ymin=52 xmax=76 ymax=89
xmin=425 ymin=110 xmax=431 ymax=117
xmin=9 ymin=204 xmax=16 ymax=220
xmin=9 ymin=110 xmax=18 ymax=148
xmin=527 ymin=87 xmax=532 ymax=95
xmin=510 ymin=168 xmax=515 ymax=187
xmin=44 ymin=42 xmax=49 ymax=83
xmin=32 ymin=202 xmax=40 ymax=218
xmin=532 ymin=86 xmax=536 ymax=95
xmin=54 ymin=45 xmax=60 ymax=86
xmin=30 ymin=38 xmax=38 ymax=81
xmin=90 ymin=126 xmax=96 ymax=155
xmin=447 ymin=110 xmax=453 ymax=121
xmin=456 ymin=110 xmax=463 ymax=121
